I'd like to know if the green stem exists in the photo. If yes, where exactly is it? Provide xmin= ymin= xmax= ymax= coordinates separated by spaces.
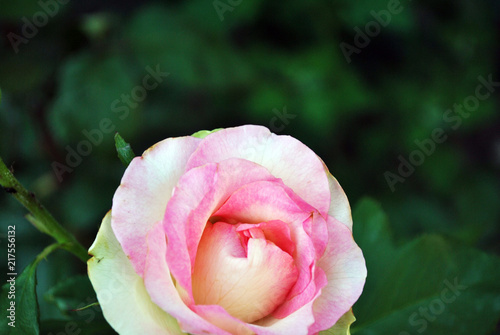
xmin=0 ymin=156 xmax=88 ymax=262
xmin=35 ymin=242 xmax=65 ymax=264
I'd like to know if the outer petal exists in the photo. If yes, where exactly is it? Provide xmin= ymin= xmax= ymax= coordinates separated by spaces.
xmin=327 ymin=171 xmax=353 ymax=230
xmin=144 ymin=221 xmax=232 ymax=335
xmin=247 ymin=273 xmax=325 ymax=335
xmin=88 ymin=212 xmax=182 ymax=335
xmin=308 ymin=216 xmax=367 ymax=333
xmin=111 ymin=136 xmax=201 ymax=275
xmin=190 ymin=305 xmax=254 ymax=335
xmin=185 ymin=125 xmax=331 ymax=218
xmin=192 ymin=286 xmax=323 ymax=335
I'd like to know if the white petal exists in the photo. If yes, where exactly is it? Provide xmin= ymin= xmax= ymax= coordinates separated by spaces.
xmin=327 ymin=172 xmax=353 ymax=230
xmin=111 ymin=136 xmax=201 ymax=275
xmin=88 ymin=212 xmax=182 ymax=335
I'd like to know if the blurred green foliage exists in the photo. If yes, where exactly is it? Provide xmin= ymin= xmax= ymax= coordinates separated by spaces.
xmin=352 ymin=199 xmax=500 ymax=335
xmin=0 ymin=0 xmax=499 ymax=333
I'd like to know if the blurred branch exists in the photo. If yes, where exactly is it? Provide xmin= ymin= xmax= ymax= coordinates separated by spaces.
xmin=0 ymin=156 xmax=88 ymax=262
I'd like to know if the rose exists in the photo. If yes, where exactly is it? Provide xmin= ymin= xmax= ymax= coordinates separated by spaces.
xmin=88 ymin=125 xmax=366 ymax=334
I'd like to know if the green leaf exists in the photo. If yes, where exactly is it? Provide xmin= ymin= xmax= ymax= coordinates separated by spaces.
xmin=126 ymin=5 xmax=251 ymax=90
xmin=44 ymin=275 xmax=98 ymax=315
xmin=0 ymin=47 xmax=55 ymax=93
xmin=0 ymin=243 xmax=61 ymax=335
xmin=0 ymin=0 xmax=69 ymax=20
xmin=351 ymin=198 xmax=500 ymax=335
xmin=191 ymin=128 xmax=223 ymax=139
xmin=48 ymin=52 xmax=138 ymax=144
xmin=42 ymin=276 xmax=112 ymax=334
xmin=114 ymin=133 xmax=135 ymax=166
xmin=320 ymin=309 xmax=356 ymax=335
xmin=40 ymin=319 xmax=116 ymax=335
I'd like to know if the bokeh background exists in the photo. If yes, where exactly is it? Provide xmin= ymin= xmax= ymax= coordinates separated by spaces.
xmin=1 ymin=0 xmax=499 ymax=334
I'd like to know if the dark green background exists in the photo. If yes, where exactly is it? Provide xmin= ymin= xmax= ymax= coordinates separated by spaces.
xmin=0 ymin=0 xmax=499 ymax=334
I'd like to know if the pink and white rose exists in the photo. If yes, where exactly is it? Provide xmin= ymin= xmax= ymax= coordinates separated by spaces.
xmin=88 ymin=125 xmax=366 ymax=335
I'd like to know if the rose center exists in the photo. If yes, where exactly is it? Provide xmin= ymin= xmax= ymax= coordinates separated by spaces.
xmin=191 ymin=221 xmax=298 ymax=323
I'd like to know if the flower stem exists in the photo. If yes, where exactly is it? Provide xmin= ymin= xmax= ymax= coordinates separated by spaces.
xmin=0 ymin=156 xmax=89 ymax=262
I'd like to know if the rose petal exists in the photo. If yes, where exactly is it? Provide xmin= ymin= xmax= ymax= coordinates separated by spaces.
xmin=213 ymin=181 xmax=327 ymax=318
xmin=327 ymin=171 xmax=353 ymax=230
xmin=191 ymin=305 xmax=254 ymax=335
xmin=192 ymin=296 xmax=320 ymax=335
xmin=111 ymin=136 xmax=201 ymax=275
xmin=185 ymin=125 xmax=331 ymax=217
xmin=144 ymin=222 xmax=230 ymax=335
xmin=88 ymin=212 xmax=182 ymax=335
xmin=308 ymin=216 xmax=367 ymax=333
xmin=248 ymin=274 xmax=324 ymax=335
xmin=236 ymin=220 xmax=295 ymax=256
xmin=192 ymin=222 xmax=298 ymax=323
xmin=163 ymin=158 xmax=280 ymax=303
xmin=271 ymin=236 xmax=328 ymax=320
xmin=213 ymin=180 xmax=310 ymax=224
